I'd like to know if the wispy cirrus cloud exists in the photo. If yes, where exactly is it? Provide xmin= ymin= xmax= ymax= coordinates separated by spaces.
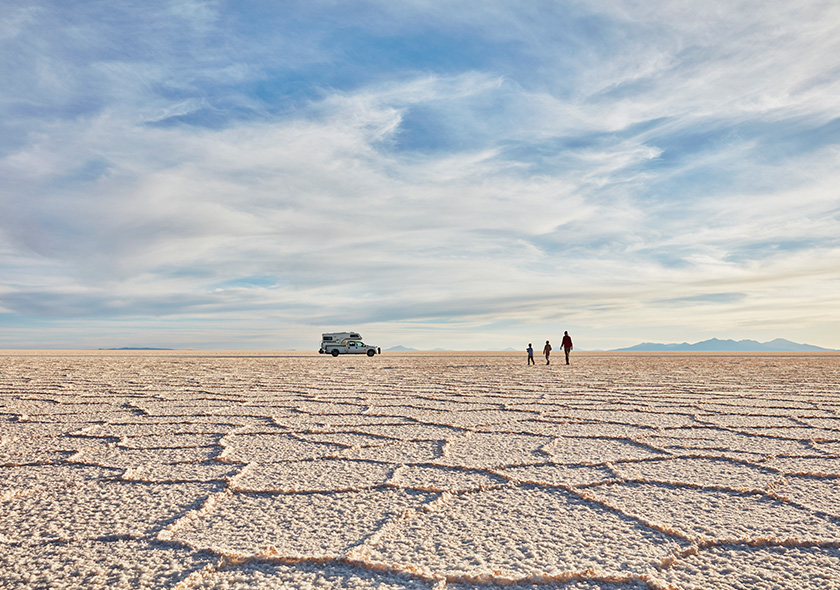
xmin=1 ymin=0 xmax=839 ymax=349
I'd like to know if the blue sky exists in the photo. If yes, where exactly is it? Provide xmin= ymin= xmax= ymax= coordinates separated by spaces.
xmin=1 ymin=0 xmax=839 ymax=350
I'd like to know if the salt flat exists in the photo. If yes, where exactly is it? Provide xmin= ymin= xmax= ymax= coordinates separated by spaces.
xmin=1 ymin=351 xmax=839 ymax=589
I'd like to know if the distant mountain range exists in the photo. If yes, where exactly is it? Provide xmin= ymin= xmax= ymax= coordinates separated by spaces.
xmin=613 ymin=338 xmax=834 ymax=352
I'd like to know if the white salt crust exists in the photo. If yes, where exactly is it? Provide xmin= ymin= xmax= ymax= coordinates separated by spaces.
xmin=0 ymin=479 xmax=220 ymax=542
xmin=179 ymin=560 xmax=437 ymax=589
xmin=1 ymin=352 xmax=839 ymax=589
xmin=0 ymin=463 xmax=121 ymax=500
xmin=585 ymin=482 xmax=840 ymax=543
xmin=361 ymin=486 xmax=686 ymax=579
xmin=167 ymin=487 xmax=437 ymax=559
xmin=229 ymin=459 xmax=397 ymax=492
xmin=635 ymin=427 xmax=816 ymax=457
xmin=764 ymin=455 xmax=840 ymax=476
xmin=0 ymin=538 xmax=217 ymax=589
xmin=609 ymin=457 xmax=782 ymax=490
xmin=648 ymin=545 xmax=840 ymax=589
xmin=122 ymin=461 xmax=243 ymax=483
xmin=497 ymin=462 xmax=617 ymax=487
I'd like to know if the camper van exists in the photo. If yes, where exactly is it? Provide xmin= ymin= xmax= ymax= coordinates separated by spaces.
xmin=319 ymin=332 xmax=381 ymax=357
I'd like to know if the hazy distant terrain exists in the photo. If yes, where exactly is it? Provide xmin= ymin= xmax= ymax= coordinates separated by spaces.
xmin=1 ymin=352 xmax=839 ymax=589
xmin=614 ymin=338 xmax=834 ymax=352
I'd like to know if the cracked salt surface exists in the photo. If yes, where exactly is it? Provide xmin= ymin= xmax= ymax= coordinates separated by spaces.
xmin=1 ymin=352 xmax=839 ymax=589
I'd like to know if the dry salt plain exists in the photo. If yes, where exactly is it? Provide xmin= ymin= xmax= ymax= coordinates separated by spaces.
xmin=1 ymin=352 xmax=840 ymax=590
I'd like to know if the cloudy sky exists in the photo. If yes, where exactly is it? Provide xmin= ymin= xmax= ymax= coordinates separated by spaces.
xmin=1 ymin=1 xmax=839 ymax=351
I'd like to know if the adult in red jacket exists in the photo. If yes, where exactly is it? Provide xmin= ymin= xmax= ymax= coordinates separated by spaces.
xmin=561 ymin=331 xmax=573 ymax=365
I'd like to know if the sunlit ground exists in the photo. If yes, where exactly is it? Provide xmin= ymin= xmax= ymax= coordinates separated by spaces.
xmin=1 ymin=352 xmax=839 ymax=589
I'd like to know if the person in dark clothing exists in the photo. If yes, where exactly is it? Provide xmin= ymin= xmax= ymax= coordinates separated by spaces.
xmin=561 ymin=331 xmax=573 ymax=365
xmin=527 ymin=343 xmax=535 ymax=365
xmin=543 ymin=340 xmax=552 ymax=364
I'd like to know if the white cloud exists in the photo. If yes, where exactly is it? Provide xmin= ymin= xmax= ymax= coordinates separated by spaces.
xmin=1 ymin=1 xmax=839 ymax=349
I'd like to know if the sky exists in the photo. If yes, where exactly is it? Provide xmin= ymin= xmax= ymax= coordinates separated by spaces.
xmin=1 ymin=0 xmax=839 ymax=351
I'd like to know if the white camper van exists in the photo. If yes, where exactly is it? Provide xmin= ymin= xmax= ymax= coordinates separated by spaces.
xmin=319 ymin=332 xmax=381 ymax=357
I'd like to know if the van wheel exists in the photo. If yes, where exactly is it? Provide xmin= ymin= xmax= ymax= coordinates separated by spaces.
xmin=331 ymin=349 xmax=340 ymax=357
xmin=367 ymin=349 xmax=375 ymax=357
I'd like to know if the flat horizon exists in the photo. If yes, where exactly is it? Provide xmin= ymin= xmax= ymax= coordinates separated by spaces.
xmin=2 ymin=349 xmax=839 ymax=356
xmin=2 ymin=3 xmax=839 ymax=352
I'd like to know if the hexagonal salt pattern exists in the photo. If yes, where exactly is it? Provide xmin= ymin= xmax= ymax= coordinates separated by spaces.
xmin=2 ymin=351 xmax=839 ymax=590
xmin=165 ymin=487 xmax=436 ymax=559
xmin=360 ymin=486 xmax=685 ymax=580
xmin=648 ymin=545 xmax=840 ymax=589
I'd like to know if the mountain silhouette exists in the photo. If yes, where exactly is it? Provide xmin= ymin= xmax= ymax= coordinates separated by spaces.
xmin=613 ymin=338 xmax=833 ymax=352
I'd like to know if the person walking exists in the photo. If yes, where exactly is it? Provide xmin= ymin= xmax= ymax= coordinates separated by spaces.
xmin=561 ymin=331 xmax=573 ymax=365
xmin=527 ymin=343 xmax=535 ymax=365
xmin=543 ymin=340 xmax=552 ymax=365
